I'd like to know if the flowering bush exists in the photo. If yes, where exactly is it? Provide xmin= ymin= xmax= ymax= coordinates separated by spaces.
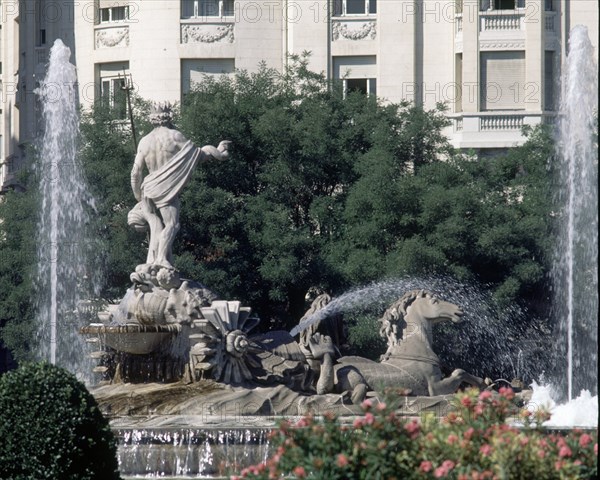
xmin=233 ymin=389 xmax=597 ymax=480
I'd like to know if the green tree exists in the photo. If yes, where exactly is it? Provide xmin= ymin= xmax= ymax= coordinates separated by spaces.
xmin=340 ymin=124 xmax=554 ymax=307
xmin=0 ymin=171 xmax=37 ymax=363
xmin=175 ymin=57 xmax=457 ymax=326
xmin=78 ymin=97 xmax=153 ymax=300
xmin=1 ymin=57 xmax=556 ymax=365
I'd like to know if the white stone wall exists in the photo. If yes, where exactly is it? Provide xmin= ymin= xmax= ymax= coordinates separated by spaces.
xmin=1 ymin=0 xmax=599 ymax=187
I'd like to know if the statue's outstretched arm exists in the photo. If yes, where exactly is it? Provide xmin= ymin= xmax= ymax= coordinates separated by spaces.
xmin=200 ymin=140 xmax=231 ymax=162
xmin=131 ymin=151 xmax=145 ymax=202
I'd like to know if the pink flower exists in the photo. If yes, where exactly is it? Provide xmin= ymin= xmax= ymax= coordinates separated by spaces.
xmin=447 ymin=434 xmax=459 ymax=445
xmin=579 ymin=433 xmax=593 ymax=447
xmin=293 ymin=466 xmax=306 ymax=478
xmin=420 ymin=460 xmax=433 ymax=473
xmin=295 ymin=417 xmax=309 ymax=428
xmin=537 ymin=449 xmax=546 ymax=459
xmin=361 ymin=399 xmax=373 ymax=410
xmin=433 ymin=460 xmax=455 ymax=478
xmin=499 ymin=387 xmax=515 ymax=400
xmin=376 ymin=402 xmax=387 ymax=412
xmin=480 ymin=444 xmax=493 ymax=456
xmin=479 ymin=390 xmax=492 ymax=401
xmin=558 ymin=446 xmax=572 ymax=458
xmin=595 ymin=443 xmax=598 ymax=455
xmin=404 ymin=419 xmax=420 ymax=434
xmin=464 ymin=427 xmax=475 ymax=441
xmin=461 ymin=396 xmax=473 ymax=407
xmin=519 ymin=436 xmax=530 ymax=447
xmin=336 ymin=454 xmax=349 ymax=467
xmin=364 ymin=412 xmax=375 ymax=425
xmin=353 ymin=417 xmax=364 ymax=428
xmin=554 ymin=461 xmax=564 ymax=471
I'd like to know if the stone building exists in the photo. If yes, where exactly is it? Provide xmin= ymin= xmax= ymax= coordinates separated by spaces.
xmin=1 ymin=0 xmax=598 ymax=189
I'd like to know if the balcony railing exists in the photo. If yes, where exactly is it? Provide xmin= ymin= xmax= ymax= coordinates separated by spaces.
xmin=480 ymin=12 xmax=524 ymax=32
xmin=480 ymin=114 xmax=524 ymax=131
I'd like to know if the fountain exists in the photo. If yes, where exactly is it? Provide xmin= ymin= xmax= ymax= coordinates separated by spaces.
xmin=34 ymin=39 xmax=98 ymax=375
xmin=68 ymin=52 xmax=598 ymax=470
xmin=552 ymin=25 xmax=598 ymax=401
xmin=527 ymin=25 xmax=598 ymax=428
xmin=73 ymin=103 xmax=510 ymax=476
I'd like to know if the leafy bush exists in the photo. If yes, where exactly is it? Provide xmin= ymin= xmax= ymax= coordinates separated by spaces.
xmin=235 ymin=388 xmax=597 ymax=480
xmin=0 ymin=362 xmax=121 ymax=480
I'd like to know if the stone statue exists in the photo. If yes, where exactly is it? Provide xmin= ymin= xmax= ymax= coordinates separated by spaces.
xmin=339 ymin=289 xmax=487 ymax=396
xmin=128 ymin=103 xmax=231 ymax=269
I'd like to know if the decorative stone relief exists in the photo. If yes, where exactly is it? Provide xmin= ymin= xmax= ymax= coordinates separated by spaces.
xmin=95 ymin=27 xmax=129 ymax=49
xmin=479 ymin=40 xmax=525 ymax=50
xmin=332 ymin=21 xmax=376 ymax=41
xmin=181 ymin=23 xmax=234 ymax=44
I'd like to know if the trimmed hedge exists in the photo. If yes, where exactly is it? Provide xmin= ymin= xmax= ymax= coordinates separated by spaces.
xmin=0 ymin=362 xmax=121 ymax=480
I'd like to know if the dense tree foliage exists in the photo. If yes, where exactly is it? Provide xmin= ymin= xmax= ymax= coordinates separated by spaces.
xmin=0 ymin=58 xmax=556 ymax=376
xmin=0 ymin=171 xmax=37 ymax=363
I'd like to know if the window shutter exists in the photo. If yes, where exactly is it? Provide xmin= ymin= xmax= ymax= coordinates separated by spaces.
xmin=333 ymin=56 xmax=376 ymax=79
xmin=480 ymin=51 xmax=525 ymax=110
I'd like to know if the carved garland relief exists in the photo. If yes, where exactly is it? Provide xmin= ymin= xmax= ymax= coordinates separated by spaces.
xmin=181 ymin=24 xmax=235 ymax=44
xmin=332 ymin=21 xmax=376 ymax=41
xmin=95 ymin=28 xmax=130 ymax=49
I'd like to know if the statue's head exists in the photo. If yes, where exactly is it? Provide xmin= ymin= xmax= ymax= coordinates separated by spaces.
xmin=378 ymin=289 xmax=463 ymax=344
xmin=149 ymin=102 xmax=173 ymax=127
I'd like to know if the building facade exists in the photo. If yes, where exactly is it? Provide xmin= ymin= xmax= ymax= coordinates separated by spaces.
xmin=1 ymin=0 xmax=598 ymax=189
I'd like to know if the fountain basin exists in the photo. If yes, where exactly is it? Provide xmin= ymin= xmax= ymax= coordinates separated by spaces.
xmin=81 ymin=324 xmax=182 ymax=355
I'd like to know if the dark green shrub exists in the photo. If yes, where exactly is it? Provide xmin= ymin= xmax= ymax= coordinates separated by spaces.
xmin=0 ymin=362 xmax=121 ymax=480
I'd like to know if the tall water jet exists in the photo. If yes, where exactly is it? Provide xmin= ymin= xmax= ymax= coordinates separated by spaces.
xmin=35 ymin=39 xmax=98 ymax=375
xmin=552 ymin=25 xmax=598 ymax=401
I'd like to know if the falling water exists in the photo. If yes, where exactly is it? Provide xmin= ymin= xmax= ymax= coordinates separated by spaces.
xmin=35 ymin=39 xmax=98 ymax=376
xmin=552 ymin=25 xmax=598 ymax=401
xmin=116 ymin=427 xmax=272 ymax=477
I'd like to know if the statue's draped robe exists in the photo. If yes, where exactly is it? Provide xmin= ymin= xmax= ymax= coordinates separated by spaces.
xmin=141 ymin=140 xmax=200 ymax=208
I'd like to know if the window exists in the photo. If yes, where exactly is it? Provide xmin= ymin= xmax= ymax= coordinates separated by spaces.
xmin=343 ymin=78 xmax=376 ymax=97
xmin=100 ymin=6 xmax=129 ymax=23
xmin=480 ymin=51 xmax=526 ymax=110
xmin=333 ymin=0 xmax=376 ymax=16
xmin=480 ymin=0 xmax=524 ymax=10
xmin=181 ymin=0 xmax=234 ymax=18
xmin=35 ymin=0 xmax=47 ymax=46
xmin=101 ymin=77 xmax=127 ymax=118
xmin=544 ymin=51 xmax=555 ymax=111
xmin=97 ymin=62 xmax=130 ymax=119
xmin=182 ymin=59 xmax=235 ymax=95
xmin=333 ymin=56 xmax=377 ymax=98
